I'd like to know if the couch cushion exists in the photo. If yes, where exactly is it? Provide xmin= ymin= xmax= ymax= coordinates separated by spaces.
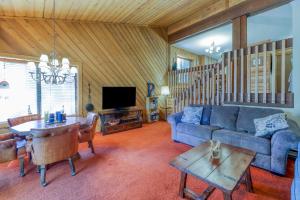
xmin=181 ymin=106 xmax=203 ymax=125
xmin=177 ymin=123 xmax=219 ymax=140
xmin=210 ymin=106 xmax=239 ymax=131
xmin=212 ymin=129 xmax=271 ymax=155
xmin=190 ymin=105 xmax=212 ymax=125
xmin=236 ymin=107 xmax=283 ymax=133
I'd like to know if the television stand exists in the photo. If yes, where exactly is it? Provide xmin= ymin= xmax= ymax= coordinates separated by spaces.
xmin=98 ymin=107 xmax=143 ymax=135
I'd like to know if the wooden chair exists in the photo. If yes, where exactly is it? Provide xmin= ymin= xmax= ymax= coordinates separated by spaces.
xmin=0 ymin=133 xmax=26 ymax=177
xmin=27 ymin=124 xmax=79 ymax=187
xmin=78 ymin=112 xmax=99 ymax=154
xmin=7 ymin=114 xmax=41 ymax=127
xmin=7 ymin=114 xmax=41 ymax=161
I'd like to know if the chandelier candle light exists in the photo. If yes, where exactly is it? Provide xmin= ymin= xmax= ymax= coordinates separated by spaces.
xmin=27 ymin=0 xmax=77 ymax=85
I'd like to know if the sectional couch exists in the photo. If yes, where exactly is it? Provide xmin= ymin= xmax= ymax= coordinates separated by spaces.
xmin=168 ymin=105 xmax=300 ymax=175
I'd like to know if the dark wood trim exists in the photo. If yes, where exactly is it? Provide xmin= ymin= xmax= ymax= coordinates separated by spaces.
xmin=168 ymin=0 xmax=292 ymax=43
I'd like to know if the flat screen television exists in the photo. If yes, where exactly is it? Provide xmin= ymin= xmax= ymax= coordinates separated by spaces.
xmin=102 ymin=87 xmax=136 ymax=109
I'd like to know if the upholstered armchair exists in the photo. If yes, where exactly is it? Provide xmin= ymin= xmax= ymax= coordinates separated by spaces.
xmin=27 ymin=124 xmax=80 ymax=187
xmin=7 ymin=114 xmax=41 ymax=127
xmin=78 ymin=112 xmax=99 ymax=153
xmin=0 ymin=133 xmax=26 ymax=176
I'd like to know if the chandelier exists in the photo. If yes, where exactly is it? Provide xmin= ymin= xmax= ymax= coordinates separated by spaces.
xmin=205 ymin=41 xmax=222 ymax=55
xmin=27 ymin=0 xmax=77 ymax=85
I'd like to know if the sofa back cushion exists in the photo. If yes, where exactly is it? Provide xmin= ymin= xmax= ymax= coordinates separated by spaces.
xmin=236 ymin=107 xmax=283 ymax=133
xmin=189 ymin=105 xmax=212 ymax=125
xmin=210 ymin=106 xmax=239 ymax=131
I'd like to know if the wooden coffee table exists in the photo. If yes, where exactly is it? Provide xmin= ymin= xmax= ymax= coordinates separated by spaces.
xmin=170 ymin=142 xmax=256 ymax=200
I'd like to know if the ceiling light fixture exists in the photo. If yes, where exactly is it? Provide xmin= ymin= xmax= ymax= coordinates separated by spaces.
xmin=27 ymin=0 xmax=77 ymax=85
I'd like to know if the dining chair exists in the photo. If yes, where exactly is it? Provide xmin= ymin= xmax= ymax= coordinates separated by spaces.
xmin=0 ymin=133 xmax=26 ymax=177
xmin=78 ymin=112 xmax=99 ymax=154
xmin=27 ymin=123 xmax=80 ymax=187
xmin=7 ymin=114 xmax=41 ymax=161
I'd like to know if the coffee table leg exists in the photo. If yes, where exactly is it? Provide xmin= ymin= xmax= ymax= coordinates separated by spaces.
xmin=245 ymin=167 xmax=253 ymax=192
xmin=223 ymin=192 xmax=232 ymax=200
xmin=179 ymin=172 xmax=187 ymax=198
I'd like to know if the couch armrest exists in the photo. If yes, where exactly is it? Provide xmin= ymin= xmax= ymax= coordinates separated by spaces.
xmin=271 ymin=129 xmax=299 ymax=175
xmin=167 ymin=112 xmax=183 ymax=141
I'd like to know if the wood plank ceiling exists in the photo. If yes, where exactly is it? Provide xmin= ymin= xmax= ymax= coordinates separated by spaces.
xmin=0 ymin=0 xmax=245 ymax=27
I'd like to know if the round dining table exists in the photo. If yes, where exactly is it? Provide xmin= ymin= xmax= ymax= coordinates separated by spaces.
xmin=10 ymin=117 xmax=87 ymax=136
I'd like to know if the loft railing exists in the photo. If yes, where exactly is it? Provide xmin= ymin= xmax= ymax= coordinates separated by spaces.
xmin=168 ymin=38 xmax=294 ymax=113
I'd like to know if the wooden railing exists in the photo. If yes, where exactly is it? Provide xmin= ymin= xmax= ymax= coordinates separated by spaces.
xmin=168 ymin=38 xmax=294 ymax=113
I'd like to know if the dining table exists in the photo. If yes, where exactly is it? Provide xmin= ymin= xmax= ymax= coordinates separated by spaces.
xmin=10 ymin=116 xmax=87 ymax=160
xmin=9 ymin=117 xmax=87 ymax=137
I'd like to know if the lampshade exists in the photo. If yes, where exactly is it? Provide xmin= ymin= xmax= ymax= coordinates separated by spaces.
xmin=27 ymin=62 xmax=36 ymax=72
xmin=40 ymin=54 xmax=49 ymax=62
xmin=161 ymin=86 xmax=170 ymax=96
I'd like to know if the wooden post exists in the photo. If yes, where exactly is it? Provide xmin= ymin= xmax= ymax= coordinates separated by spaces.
xmin=233 ymin=50 xmax=237 ymax=102
xmin=247 ymin=47 xmax=251 ymax=103
xmin=222 ymin=55 xmax=225 ymax=104
xmin=271 ymin=42 xmax=276 ymax=104
xmin=227 ymin=52 xmax=231 ymax=102
xmin=263 ymin=43 xmax=267 ymax=103
xmin=254 ymin=46 xmax=259 ymax=103
xmin=217 ymin=63 xmax=220 ymax=105
xmin=207 ymin=65 xmax=210 ymax=104
xmin=240 ymin=48 xmax=244 ymax=102
xmin=203 ymin=65 xmax=205 ymax=104
xmin=281 ymin=39 xmax=286 ymax=104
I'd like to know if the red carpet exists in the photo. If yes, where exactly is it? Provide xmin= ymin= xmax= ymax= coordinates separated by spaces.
xmin=0 ymin=122 xmax=293 ymax=200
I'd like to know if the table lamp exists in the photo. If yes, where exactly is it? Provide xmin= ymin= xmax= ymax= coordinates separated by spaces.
xmin=161 ymin=86 xmax=170 ymax=120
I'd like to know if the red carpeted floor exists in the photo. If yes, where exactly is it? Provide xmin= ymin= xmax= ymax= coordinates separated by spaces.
xmin=0 ymin=122 xmax=294 ymax=200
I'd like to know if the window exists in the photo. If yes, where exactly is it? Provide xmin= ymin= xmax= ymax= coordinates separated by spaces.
xmin=0 ymin=60 xmax=77 ymax=122
xmin=176 ymin=57 xmax=192 ymax=70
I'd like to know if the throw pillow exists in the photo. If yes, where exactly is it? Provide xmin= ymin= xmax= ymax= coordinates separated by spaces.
xmin=181 ymin=106 xmax=203 ymax=125
xmin=254 ymin=113 xmax=289 ymax=137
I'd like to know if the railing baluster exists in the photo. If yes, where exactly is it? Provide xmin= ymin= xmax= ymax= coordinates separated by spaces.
xmin=233 ymin=50 xmax=237 ymax=102
xmin=255 ymin=46 xmax=259 ymax=103
xmin=221 ymin=55 xmax=225 ymax=104
xmin=240 ymin=48 xmax=244 ymax=102
xmin=211 ymin=64 xmax=216 ymax=105
xmin=227 ymin=52 xmax=231 ymax=102
xmin=271 ymin=42 xmax=276 ymax=104
xmin=281 ymin=39 xmax=286 ymax=104
xmin=247 ymin=47 xmax=251 ymax=103
xmin=217 ymin=63 xmax=220 ymax=105
xmin=202 ymin=65 xmax=205 ymax=105
xmin=263 ymin=43 xmax=267 ymax=103
xmin=207 ymin=65 xmax=210 ymax=104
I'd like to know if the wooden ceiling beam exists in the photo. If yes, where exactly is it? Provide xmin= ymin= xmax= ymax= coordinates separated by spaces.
xmin=168 ymin=0 xmax=292 ymax=44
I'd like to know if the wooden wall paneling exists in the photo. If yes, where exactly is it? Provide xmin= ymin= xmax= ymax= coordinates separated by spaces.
xmin=0 ymin=18 xmax=169 ymax=116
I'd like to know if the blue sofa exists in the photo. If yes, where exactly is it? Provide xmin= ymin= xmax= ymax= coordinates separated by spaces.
xmin=168 ymin=105 xmax=300 ymax=175
xmin=291 ymin=143 xmax=300 ymax=200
